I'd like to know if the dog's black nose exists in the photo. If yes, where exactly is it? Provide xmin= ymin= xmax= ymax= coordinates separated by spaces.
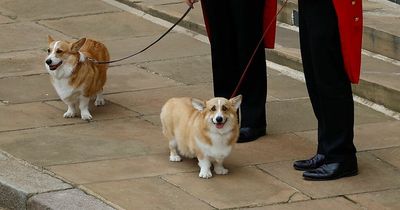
xmin=46 ymin=59 xmax=52 ymax=65
xmin=216 ymin=116 xmax=223 ymax=123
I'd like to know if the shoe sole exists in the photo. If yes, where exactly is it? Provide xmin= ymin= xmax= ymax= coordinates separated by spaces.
xmin=303 ymin=170 xmax=358 ymax=181
xmin=293 ymin=165 xmax=320 ymax=171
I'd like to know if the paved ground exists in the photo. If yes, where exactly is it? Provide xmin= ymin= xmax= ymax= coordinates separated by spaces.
xmin=0 ymin=0 xmax=399 ymax=209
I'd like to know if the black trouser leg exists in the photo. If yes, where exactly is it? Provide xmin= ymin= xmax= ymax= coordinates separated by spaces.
xmin=202 ymin=0 xmax=267 ymax=128
xmin=298 ymin=0 xmax=356 ymax=163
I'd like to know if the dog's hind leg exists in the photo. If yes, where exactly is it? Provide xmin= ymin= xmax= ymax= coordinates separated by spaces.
xmin=213 ymin=159 xmax=228 ymax=175
xmin=169 ymin=139 xmax=182 ymax=162
xmin=94 ymin=90 xmax=105 ymax=106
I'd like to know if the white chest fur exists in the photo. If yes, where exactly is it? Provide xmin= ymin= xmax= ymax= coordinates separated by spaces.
xmin=196 ymin=132 xmax=233 ymax=161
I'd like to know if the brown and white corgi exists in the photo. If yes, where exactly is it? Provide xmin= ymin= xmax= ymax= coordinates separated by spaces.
xmin=160 ymin=95 xmax=242 ymax=178
xmin=45 ymin=36 xmax=109 ymax=120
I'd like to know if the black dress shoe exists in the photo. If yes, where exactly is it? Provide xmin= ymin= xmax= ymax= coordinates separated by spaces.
xmin=238 ymin=127 xmax=266 ymax=143
xmin=303 ymin=161 xmax=358 ymax=181
xmin=293 ymin=154 xmax=325 ymax=171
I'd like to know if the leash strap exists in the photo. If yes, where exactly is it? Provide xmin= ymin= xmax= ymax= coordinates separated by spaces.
xmin=91 ymin=6 xmax=192 ymax=65
xmin=230 ymin=0 xmax=288 ymax=98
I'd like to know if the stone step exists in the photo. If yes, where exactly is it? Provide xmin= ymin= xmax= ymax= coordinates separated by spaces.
xmin=115 ymin=0 xmax=400 ymax=113
xmin=277 ymin=0 xmax=400 ymax=61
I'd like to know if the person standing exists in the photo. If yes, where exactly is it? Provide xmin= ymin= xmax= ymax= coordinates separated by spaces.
xmin=185 ymin=0 xmax=277 ymax=142
xmin=293 ymin=0 xmax=363 ymax=180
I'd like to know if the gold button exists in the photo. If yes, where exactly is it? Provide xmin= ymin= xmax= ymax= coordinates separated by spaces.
xmin=354 ymin=17 xmax=359 ymax=22
xmin=352 ymin=0 xmax=356 ymax=5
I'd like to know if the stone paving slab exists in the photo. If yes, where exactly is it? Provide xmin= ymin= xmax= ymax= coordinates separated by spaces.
xmin=48 ymin=154 xmax=197 ymax=185
xmin=39 ymin=11 xmax=166 ymax=41
xmin=346 ymin=189 xmax=400 ymax=210
xmin=0 ymin=14 xmax=13 ymax=24
xmin=258 ymin=152 xmax=400 ymax=199
xmin=105 ymin=64 xmax=179 ymax=94
xmin=0 ymin=118 xmax=166 ymax=167
xmin=0 ymin=0 xmax=119 ymax=21
xmin=84 ymin=177 xmax=213 ymax=210
xmin=27 ymin=189 xmax=115 ymax=210
xmin=106 ymin=83 xmax=213 ymax=115
xmin=0 ymin=50 xmax=46 ymax=78
xmin=246 ymin=197 xmax=361 ymax=210
xmin=0 ymin=22 xmax=70 ymax=53
xmin=296 ymin=120 xmax=400 ymax=151
xmin=0 ymin=102 xmax=72 ymax=132
xmin=0 ymin=74 xmax=58 ymax=103
xmin=0 ymin=158 xmax=71 ymax=210
xmin=371 ymin=146 xmax=400 ymax=168
xmin=103 ymin=33 xmax=210 ymax=66
xmin=163 ymin=166 xmax=308 ymax=209
xmin=136 ymin=54 xmax=212 ymax=85
xmin=225 ymin=133 xmax=315 ymax=167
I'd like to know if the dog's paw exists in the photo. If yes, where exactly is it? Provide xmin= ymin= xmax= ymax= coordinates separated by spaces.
xmin=63 ymin=111 xmax=76 ymax=118
xmin=214 ymin=167 xmax=229 ymax=175
xmin=81 ymin=113 xmax=93 ymax=121
xmin=169 ymin=155 xmax=182 ymax=162
xmin=199 ymin=170 xmax=213 ymax=179
xmin=94 ymin=98 xmax=105 ymax=106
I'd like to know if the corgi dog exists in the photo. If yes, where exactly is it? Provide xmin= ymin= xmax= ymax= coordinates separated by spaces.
xmin=160 ymin=95 xmax=242 ymax=178
xmin=45 ymin=36 xmax=110 ymax=120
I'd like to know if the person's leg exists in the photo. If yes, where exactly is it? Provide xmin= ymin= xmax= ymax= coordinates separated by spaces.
xmin=300 ymin=0 xmax=357 ymax=180
xmin=230 ymin=0 xmax=267 ymax=141
xmin=201 ymin=0 xmax=241 ymax=99
xmin=292 ymin=0 xmax=326 ymax=171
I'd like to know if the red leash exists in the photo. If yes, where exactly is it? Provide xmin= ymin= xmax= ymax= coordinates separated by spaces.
xmin=230 ymin=0 xmax=288 ymax=98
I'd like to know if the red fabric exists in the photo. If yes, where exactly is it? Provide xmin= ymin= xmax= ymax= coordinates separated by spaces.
xmin=200 ymin=0 xmax=277 ymax=49
xmin=263 ymin=0 xmax=277 ymax=49
xmin=332 ymin=0 xmax=363 ymax=84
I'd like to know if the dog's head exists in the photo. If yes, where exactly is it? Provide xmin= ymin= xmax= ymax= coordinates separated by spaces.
xmin=192 ymin=95 xmax=242 ymax=131
xmin=45 ymin=35 xmax=86 ymax=72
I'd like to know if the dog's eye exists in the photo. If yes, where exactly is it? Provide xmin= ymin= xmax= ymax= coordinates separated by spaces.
xmin=211 ymin=106 xmax=216 ymax=112
xmin=56 ymin=49 xmax=63 ymax=54
xmin=222 ymin=105 xmax=228 ymax=111
xmin=47 ymin=48 xmax=50 ymax=54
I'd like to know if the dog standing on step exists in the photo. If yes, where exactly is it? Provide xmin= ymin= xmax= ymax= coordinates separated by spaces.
xmin=160 ymin=95 xmax=242 ymax=178
xmin=45 ymin=36 xmax=109 ymax=120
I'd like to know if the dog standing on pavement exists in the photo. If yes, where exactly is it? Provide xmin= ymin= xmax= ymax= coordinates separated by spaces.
xmin=45 ymin=36 xmax=109 ymax=120
xmin=160 ymin=95 xmax=242 ymax=178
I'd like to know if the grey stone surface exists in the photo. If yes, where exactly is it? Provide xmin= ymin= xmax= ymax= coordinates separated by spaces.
xmin=0 ymin=50 xmax=46 ymax=78
xmin=0 ymin=159 xmax=71 ymax=210
xmin=0 ymin=0 xmax=119 ymax=21
xmin=27 ymin=189 xmax=115 ymax=210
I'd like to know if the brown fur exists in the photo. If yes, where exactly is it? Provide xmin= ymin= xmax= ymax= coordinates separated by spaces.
xmin=47 ymin=36 xmax=109 ymax=97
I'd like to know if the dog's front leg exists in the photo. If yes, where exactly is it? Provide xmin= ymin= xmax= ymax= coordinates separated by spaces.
xmin=63 ymin=101 xmax=77 ymax=118
xmin=79 ymin=96 xmax=92 ymax=120
xmin=213 ymin=159 xmax=228 ymax=175
xmin=198 ymin=158 xmax=212 ymax=179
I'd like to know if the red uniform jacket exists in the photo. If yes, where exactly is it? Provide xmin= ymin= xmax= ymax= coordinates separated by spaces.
xmin=201 ymin=0 xmax=363 ymax=84
xmin=332 ymin=0 xmax=363 ymax=84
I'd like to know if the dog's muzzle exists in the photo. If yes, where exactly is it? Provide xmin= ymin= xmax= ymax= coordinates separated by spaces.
xmin=214 ymin=116 xmax=226 ymax=129
xmin=46 ymin=59 xmax=62 ymax=71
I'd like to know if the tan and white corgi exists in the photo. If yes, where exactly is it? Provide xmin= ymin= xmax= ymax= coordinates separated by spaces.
xmin=160 ymin=95 xmax=242 ymax=178
xmin=45 ymin=36 xmax=109 ymax=120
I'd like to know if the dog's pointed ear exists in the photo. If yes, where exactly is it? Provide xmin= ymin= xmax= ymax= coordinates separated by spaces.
xmin=229 ymin=95 xmax=242 ymax=110
xmin=70 ymin=38 xmax=86 ymax=52
xmin=191 ymin=98 xmax=206 ymax=111
xmin=48 ymin=35 xmax=54 ymax=44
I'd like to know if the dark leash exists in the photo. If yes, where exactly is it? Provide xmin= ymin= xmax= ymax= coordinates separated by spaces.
xmin=89 ymin=6 xmax=192 ymax=65
xmin=230 ymin=0 xmax=288 ymax=98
